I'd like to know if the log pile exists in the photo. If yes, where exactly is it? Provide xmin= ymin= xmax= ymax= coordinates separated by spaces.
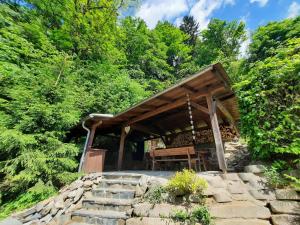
xmin=166 ymin=125 xmax=237 ymax=148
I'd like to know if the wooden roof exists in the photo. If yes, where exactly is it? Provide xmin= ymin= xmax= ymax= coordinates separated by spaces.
xmin=85 ymin=63 xmax=239 ymax=139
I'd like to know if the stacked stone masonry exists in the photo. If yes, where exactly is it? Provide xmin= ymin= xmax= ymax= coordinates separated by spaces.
xmin=0 ymin=165 xmax=299 ymax=225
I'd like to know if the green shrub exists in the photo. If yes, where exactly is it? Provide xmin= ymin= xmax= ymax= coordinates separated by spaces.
xmin=165 ymin=169 xmax=208 ymax=197
xmin=191 ymin=206 xmax=212 ymax=225
xmin=170 ymin=209 xmax=190 ymax=223
xmin=144 ymin=185 xmax=166 ymax=204
xmin=284 ymin=175 xmax=300 ymax=191
xmin=264 ymin=166 xmax=288 ymax=189
xmin=170 ymin=206 xmax=213 ymax=225
xmin=0 ymin=180 xmax=57 ymax=219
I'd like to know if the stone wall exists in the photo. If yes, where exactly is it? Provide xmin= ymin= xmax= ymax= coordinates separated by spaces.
xmin=1 ymin=165 xmax=299 ymax=225
xmin=10 ymin=174 xmax=103 ymax=225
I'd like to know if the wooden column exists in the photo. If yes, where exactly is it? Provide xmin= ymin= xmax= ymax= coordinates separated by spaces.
xmin=87 ymin=124 xmax=97 ymax=150
xmin=206 ymin=94 xmax=227 ymax=172
xmin=117 ymin=126 xmax=130 ymax=170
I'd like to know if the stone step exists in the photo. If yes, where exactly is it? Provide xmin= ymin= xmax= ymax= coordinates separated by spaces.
xmin=101 ymin=173 xmax=142 ymax=181
xmin=97 ymin=179 xmax=139 ymax=190
xmin=71 ymin=209 xmax=128 ymax=225
xmin=92 ymin=188 xmax=135 ymax=199
xmin=67 ymin=223 xmax=91 ymax=225
xmin=215 ymin=219 xmax=271 ymax=225
xmin=209 ymin=203 xmax=271 ymax=219
xmin=83 ymin=197 xmax=133 ymax=211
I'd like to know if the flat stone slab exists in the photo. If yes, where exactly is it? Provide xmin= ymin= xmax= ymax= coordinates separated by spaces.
xmin=210 ymin=203 xmax=271 ymax=219
xmin=270 ymin=201 xmax=300 ymax=215
xmin=246 ymin=177 xmax=269 ymax=191
xmin=213 ymin=191 xmax=233 ymax=203
xmin=227 ymin=181 xmax=246 ymax=194
xmin=275 ymin=189 xmax=300 ymax=200
xmin=126 ymin=217 xmax=192 ymax=225
xmin=206 ymin=176 xmax=227 ymax=188
xmin=0 ymin=217 xmax=22 ymax=225
xmin=238 ymin=173 xmax=256 ymax=181
xmin=271 ymin=214 xmax=300 ymax=225
xmin=221 ymin=173 xmax=241 ymax=181
xmin=249 ymin=190 xmax=276 ymax=201
xmin=244 ymin=165 xmax=266 ymax=174
xmin=215 ymin=218 xmax=271 ymax=225
xmin=133 ymin=203 xmax=186 ymax=218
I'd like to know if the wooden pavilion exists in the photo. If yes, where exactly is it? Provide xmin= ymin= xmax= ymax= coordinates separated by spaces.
xmin=79 ymin=63 xmax=240 ymax=173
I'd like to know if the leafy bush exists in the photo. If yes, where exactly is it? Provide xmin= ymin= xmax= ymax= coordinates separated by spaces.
xmin=165 ymin=169 xmax=208 ymax=197
xmin=234 ymin=18 xmax=300 ymax=161
xmin=0 ymin=180 xmax=57 ymax=219
xmin=264 ymin=166 xmax=288 ymax=189
xmin=191 ymin=206 xmax=212 ymax=225
xmin=170 ymin=206 xmax=212 ymax=225
xmin=284 ymin=175 xmax=300 ymax=191
xmin=170 ymin=209 xmax=190 ymax=223
xmin=144 ymin=185 xmax=166 ymax=204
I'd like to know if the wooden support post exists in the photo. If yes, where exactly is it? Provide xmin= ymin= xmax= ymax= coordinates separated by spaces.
xmin=117 ymin=126 xmax=130 ymax=170
xmin=87 ymin=125 xmax=97 ymax=150
xmin=87 ymin=120 xmax=102 ymax=150
xmin=206 ymin=94 xmax=227 ymax=172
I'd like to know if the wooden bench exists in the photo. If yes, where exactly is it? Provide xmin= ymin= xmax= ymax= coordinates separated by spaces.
xmin=149 ymin=146 xmax=201 ymax=171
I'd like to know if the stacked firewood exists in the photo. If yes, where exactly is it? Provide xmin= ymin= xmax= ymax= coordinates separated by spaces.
xmin=167 ymin=126 xmax=237 ymax=147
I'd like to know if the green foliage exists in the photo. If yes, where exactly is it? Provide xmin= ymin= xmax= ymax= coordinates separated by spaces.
xmin=191 ymin=206 xmax=212 ymax=225
xmin=170 ymin=206 xmax=212 ymax=225
xmin=165 ymin=169 xmax=208 ymax=197
xmin=0 ymin=180 xmax=57 ymax=219
xmin=0 ymin=2 xmax=147 ymax=209
xmin=284 ymin=175 xmax=300 ymax=191
xmin=264 ymin=166 xmax=288 ymax=189
xmin=194 ymin=18 xmax=246 ymax=67
xmin=234 ymin=17 xmax=300 ymax=161
xmin=144 ymin=185 xmax=166 ymax=204
xmin=170 ymin=209 xmax=190 ymax=223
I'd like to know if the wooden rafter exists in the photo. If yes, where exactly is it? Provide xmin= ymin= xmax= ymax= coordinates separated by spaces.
xmin=190 ymin=101 xmax=209 ymax=114
xmin=216 ymin=99 xmax=239 ymax=135
xmin=127 ymin=83 xmax=224 ymax=125
xmin=157 ymin=96 xmax=173 ymax=103
xmin=131 ymin=124 xmax=161 ymax=137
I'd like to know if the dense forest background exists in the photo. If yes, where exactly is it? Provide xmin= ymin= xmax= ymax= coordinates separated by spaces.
xmin=0 ymin=0 xmax=299 ymax=218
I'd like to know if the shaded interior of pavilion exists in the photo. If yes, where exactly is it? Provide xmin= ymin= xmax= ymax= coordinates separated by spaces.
xmin=79 ymin=63 xmax=240 ymax=173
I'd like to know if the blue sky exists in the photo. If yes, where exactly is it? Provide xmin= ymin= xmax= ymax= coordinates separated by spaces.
xmin=127 ymin=0 xmax=300 ymax=30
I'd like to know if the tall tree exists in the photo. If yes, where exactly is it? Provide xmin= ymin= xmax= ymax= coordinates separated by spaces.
xmin=194 ymin=19 xmax=246 ymax=67
xmin=179 ymin=15 xmax=199 ymax=47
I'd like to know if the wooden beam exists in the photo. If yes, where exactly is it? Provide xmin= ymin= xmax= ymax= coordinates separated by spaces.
xmin=190 ymin=102 xmax=209 ymax=114
xmin=157 ymin=96 xmax=173 ymax=103
xmin=86 ymin=121 xmax=102 ymax=150
xmin=131 ymin=124 xmax=161 ymax=137
xmin=216 ymin=99 xmax=239 ymax=135
xmin=139 ymin=105 xmax=155 ymax=110
xmin=181 ymin=84 xmax=197 ymax=93
xmin=117 ymin=126 xmax=130 ymax=170
xmin=212 ymin=67 xmax=229 ymax=89
xmin=127 ymin=83 xmax=224 ymax=125
xmin=206 ymin=94 xmax=227 ymax=172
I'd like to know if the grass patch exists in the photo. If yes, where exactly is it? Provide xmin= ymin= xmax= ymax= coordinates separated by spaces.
xmin=0 ymin=180 xmax=57 ymax=220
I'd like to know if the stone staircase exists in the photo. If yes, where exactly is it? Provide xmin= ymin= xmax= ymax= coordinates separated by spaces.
xmin=68 ymin=173 xmax=142 ymax=225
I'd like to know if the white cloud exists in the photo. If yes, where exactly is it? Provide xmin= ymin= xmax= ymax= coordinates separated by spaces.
xmin=135 ymin=0 xmax=235 ymax=29
xmin=189 ymin=0 xmax=235 ymax=30
xmin=250 ymin=0 xmax=269 ymax=7
xmin=135 ymin=0 xmax=188 ymax=29
xmin=174 ymin=16 xmax=184 ymax=27
xmin=287 ymin=1 xmax=300 ymax=18
xmin=239 ymin=29 xmax=251 ymax=58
